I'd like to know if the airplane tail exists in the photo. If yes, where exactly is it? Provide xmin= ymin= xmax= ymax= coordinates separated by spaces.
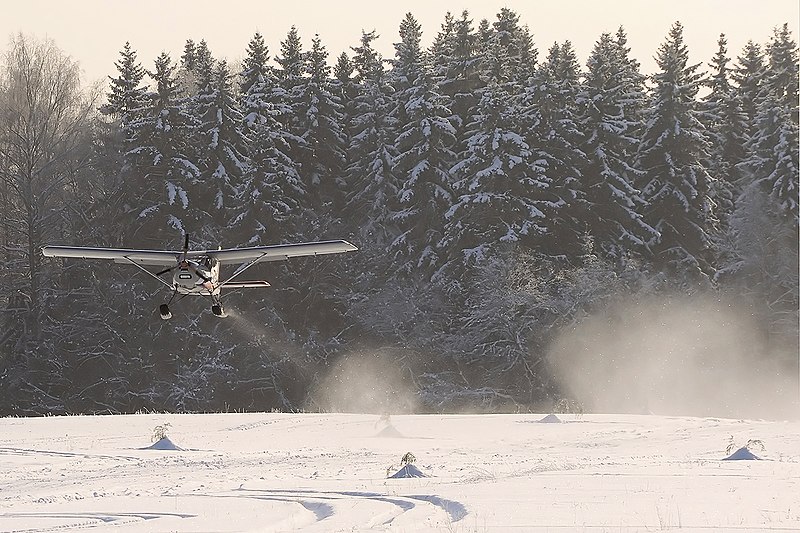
xmin=220 ymin=281 xmax=271 ymax=289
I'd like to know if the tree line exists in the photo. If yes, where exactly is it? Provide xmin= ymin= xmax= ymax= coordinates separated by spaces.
xmin=0 ymin=9 xmax=797 ymax=415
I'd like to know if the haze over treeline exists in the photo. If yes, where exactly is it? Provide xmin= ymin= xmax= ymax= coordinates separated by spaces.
xmin=0 ymin=9 xmax=797 ymax=417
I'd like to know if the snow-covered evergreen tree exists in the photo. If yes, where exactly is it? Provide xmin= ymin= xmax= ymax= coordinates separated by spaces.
xmin=181 ymin=39 xmax=197 ymax=71
xmin=235 ymin=34 xmax=304 ymax=245
xmin=438 ymin=82 xmax=549 ymax=277
xmin=577 ymin=32 xmax=657 ymax=263
xmin=389 ymin=14 xmax=457 ymax=277
xmin=193 ymin=60 xmax=249 ymax=234
xmin=333 ymin=51 xmax=358 ymax=116
xmin=276 ymin=26 xmax=305 ymax=81
xmin=294 ymin=34 xmax=347 ymax=214
xmin=102 ymin=42 xmax=149 ymax=122
xmin=345 ymin=30 xmax=398 ymax=244
xmin=611 ymin=27 xmax=648 ymax=150
xmin=333 ymin=51 xmax=358 ymax=168
xmin=763 ymin=23 xmax=799 ymax=116
xmin=637 ymin=22 xmax=715 ymax=284
xmin=390 ymin=14 xmax=425 ymax=120
xmin=193 ymin=40 xmax=214 ymax=82
xmin=101 ymin=42 xmax=150 ymax=218
xmin=429 ymin=12 xmax=457 ymax=88
xmin=273 ymin=26 xmax=310 ymax=211
xmin=723 ymin=27 xmax=798 ymax=351
xmin=429 ymin=11 xmax=456 ymax=69
xmin=177 ymin=39 xmax=212 ymax=98
xmin=126 ymin=53 xmax=200 ymax=242
xmin=518 ymin=41 xmax=585 ymax=260
xmin=429 ymin=11 xmax=483 ymax=154
xmin=701 ymin=34 xmax=749 ymax=230
xmin=732 ymin=40 xmax=766 ymax=137
xmin=738 ymin=24 xmax=798 ymax=221
xmin=274 ymin=27 xmax=306 ymax=124
xmin=485 ymin=8 xmax=536 ymax=86
xmin=239 ymin=32 xmax=271 ymax=95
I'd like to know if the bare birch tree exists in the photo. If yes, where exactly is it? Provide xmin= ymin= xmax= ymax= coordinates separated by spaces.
xmin=0 ymin=34 xmax=98 ymax=335
xmin=0 ymin=34 xmax=100 ymax=412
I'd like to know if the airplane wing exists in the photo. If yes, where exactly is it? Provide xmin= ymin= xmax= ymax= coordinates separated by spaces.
xmin=41 ymin=246 xmax=182 ymax=266
xmin=42 ymin=240 xmax=358 ymax=266
xmin=206 ymin=240 xmax=358 ymax=265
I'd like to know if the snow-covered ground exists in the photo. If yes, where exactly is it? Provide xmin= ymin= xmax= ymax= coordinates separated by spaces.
xmin=1 ymin=412 xmax=798 ymax=532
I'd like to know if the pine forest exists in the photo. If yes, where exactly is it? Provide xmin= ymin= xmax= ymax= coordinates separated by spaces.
xmin=0 ymin=10 xmax=797 ymax=416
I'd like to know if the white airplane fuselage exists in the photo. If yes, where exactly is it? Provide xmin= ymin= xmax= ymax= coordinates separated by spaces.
xmin=173 ymin=258 xmax=220 ymax=295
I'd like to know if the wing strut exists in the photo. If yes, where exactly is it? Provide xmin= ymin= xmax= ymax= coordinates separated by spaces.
xmin=121 ymin=255 xmax=175 ymax=290
xmin=217 ymin=252 xmax=271 ymax=289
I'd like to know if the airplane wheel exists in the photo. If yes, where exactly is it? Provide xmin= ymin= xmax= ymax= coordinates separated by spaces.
xmin=159 ymin=304 xmax=172 ymax=320
xmin=211 ymin=304 xmax=225 ymax=317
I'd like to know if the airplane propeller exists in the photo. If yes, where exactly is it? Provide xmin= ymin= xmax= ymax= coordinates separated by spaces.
xmin=154 ymin=234 xmax=210 ymax=282
xmin=181 ymin=233 xmax=189 ymax=261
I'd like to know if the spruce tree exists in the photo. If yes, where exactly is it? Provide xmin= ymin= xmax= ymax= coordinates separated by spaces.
xmin=345 ymin=30 xmax=398 ymax=244
xmin=334 ymin=52 xmax=357 ymax=102
xmin=614 ymin=27 xmax=647 ymax=136
xmin=127 ymin=52 xmax=200 ymax=242
xmin=295 ymin=34 xmax=347 ymax=214
xmin=275 ymin=26 xmax=305 ymax=81
xmin=240 ymin=32 xmax=271 ymax=95
xmin=740 ymin=24 xmax=799 ymax=220
xmin=429 ymin=11 xmax=457 ymax=89
xmin=389 ymin=15 xmax=457 ymax=278
xmin=101 ymin=42 xmax=150 ymax=217
xmin=722 ymin=25 xmax=798 ymax=367
xmin=429 ymin=11 xmax=483 ymax=152
xmin=194 ymin=60 xmax=249 ymax=233
xmin=236 ymin=38 xmax=304 ymax=245
xmin=518 ymin=41 xmax=585 ymax=261
xmin=732 ymin=40 xmax=766 ymax=136
xmin=763 ymin=23 xmax=799 ymax=115
xmin=179 ymin=39 xmax=212 ymax=98
xmin=103 ymin=42 xmax=148 ymax=121
xmin=181 ymin=39 xmax=197 ymax=71
xmin=274 ymin=26 xmax=309 ymax=209
xmin=485 ymin=8 xmax=535 ymax=86
xmin=637 ymin=22 xmax=715 ymax=283
xmin=333 ymin=51 xmax=358 ymax=150
xmin=577 ymin=32 xmax=657 ymax=263
xmin=390 ymin=13 xmax=425 ymax=121
xmin=439 ymin=82 xmax=549 ymax=277
xmin=701 ymin=34 xmax=748 ymax=227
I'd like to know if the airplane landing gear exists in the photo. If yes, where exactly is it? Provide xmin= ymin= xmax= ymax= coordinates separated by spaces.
xmin=211 ymin=303 xmax=226 ymax=318
xmin=159 ymin=304 xmax=172 ymax=320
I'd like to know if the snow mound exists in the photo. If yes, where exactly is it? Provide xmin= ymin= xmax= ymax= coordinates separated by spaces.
xmin=389 ymin=464 xmax=427 ymax=478
xmin=143 ymin=437 xmax=184 ymax=451
xmin=723 ymin=447 xmax=761 ymax=460
xmin=376 ymin=424 xmax=404 ymax=438
xmin=538 ymin=414 xmax=563 ymax=423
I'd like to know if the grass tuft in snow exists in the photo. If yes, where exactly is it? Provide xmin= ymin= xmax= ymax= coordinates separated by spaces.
xmin=152 ymin=422 xmax=172 ymax=442
xmin=723 ymin=436 xmax=765 ymax=460
xmin=387 ymin=451 xmax=428 ymax=478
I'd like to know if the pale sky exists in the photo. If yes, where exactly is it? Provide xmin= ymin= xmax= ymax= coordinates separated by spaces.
xmin=1 ymin=1 xmax=797 ymax=88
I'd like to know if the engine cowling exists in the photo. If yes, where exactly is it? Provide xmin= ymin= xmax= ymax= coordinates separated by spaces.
xmin=174 ymin=260 xmax=211 ymax=289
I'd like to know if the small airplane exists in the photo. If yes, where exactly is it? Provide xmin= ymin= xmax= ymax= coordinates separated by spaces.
xmin=42 ymin=234 xmax=357 ymax=320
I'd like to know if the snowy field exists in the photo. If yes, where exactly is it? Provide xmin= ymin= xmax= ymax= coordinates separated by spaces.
xmin=1 ymin=412 xmax=798 ymax=532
